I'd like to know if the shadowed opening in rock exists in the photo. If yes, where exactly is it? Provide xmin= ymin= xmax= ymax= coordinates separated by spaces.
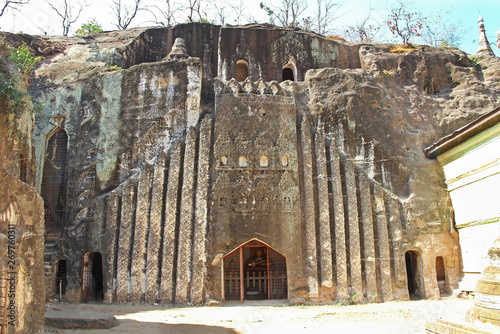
xmin=236 ymin=59 xmax=249 ymax=82
xmin=405 ymin=250 xmax=424 ymax=300
xmin=436 ymin=256 xmax=450 ymax=296
xmin=82 ymin=252 xmax=104 ymax=302
xmin=55 ymin=259 xmax=67 ymax=297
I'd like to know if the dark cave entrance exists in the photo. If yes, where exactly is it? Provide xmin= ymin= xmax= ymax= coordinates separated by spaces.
xmin=82 ymin=252 xmax=103 ymax=302
xmin=405 ymin=251 xmax=424 ymax=299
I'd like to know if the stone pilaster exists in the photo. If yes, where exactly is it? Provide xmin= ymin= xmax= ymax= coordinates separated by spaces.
xmin=130 ymin=166 xmax=153 ymax=303
xmin=116 ymin=182 xmax=136 ymax=303
xmin=374 ymin=184 xmax=393 ymax=301
xmin=359 ymin=175 xmax=377 ymax=301
xmin=315 ymin=125 xmax=333 ymax=291
xmin=175 ymin=127 xmax=197 ymax=304
xmin=388 ymin=197 xmax=409 ymax=300
xmin=300 ymin=117 xmax=319 ymax=297
xmin=330 ymin=138 xmax=348 ymax=300
xmin=191 ymin=116 xmax=213 ymax=305
xmin=145 ymin=153 xmax=167 ymax=303
xmin=160 ymin=141 xmax=182 ymax=304
xmin=103 ymin=191 xmax=120 ymax=303
xmin=345 ymin=159 xmax=363 ymax=303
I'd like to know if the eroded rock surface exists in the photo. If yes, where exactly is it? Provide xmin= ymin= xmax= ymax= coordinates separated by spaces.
xmin=4 ymin=22 xmax=498 ymax=306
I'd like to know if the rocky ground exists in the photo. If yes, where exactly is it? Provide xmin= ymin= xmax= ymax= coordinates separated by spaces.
xmin=44 ymin=297 xmax=475 ymax=334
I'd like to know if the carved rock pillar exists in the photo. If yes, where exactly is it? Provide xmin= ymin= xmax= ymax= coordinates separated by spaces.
xmin=329 ymin=138 xmax=348 ymax=300
xmin=374 ymin=184 xmax=393 ymax=301
xmin=315 ymin=125 xmax=333 ymax=292
xmin=359 ymin=174 xmax=377 ymax=302
xmin=116 ymin=182 xmax=136 ymax=303
xmin=130 ymin=166 xmax=153 ymax=303
xmin=300 ymin=117 xmax=319 ymax=297
xmin=103 ymin=191 xmax=119 ymax=303
xmin=175 ymin=127 xmax=197 ymax=304
xmin=145 ymin=153 xmax=167 ymax=303
xmin=388 ymin=197 xmax=409 ymax=300
xmin=191 ymin=116 xmax=213 ymax=305
xmin=345 ymin=159 xmax=363 ymax=303
xmin=160 ymin=141 xmax=182 ymax=304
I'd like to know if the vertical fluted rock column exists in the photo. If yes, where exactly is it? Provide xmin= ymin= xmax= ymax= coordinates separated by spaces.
xmin=374 ymin=184 xmax=393 ymax=301
xmin=116 ymin=182 xmax=136 ymax=303
xmin=359 ymin=175 xmax=377 ymax=301
xmin=300 ymin=117 xmax=319 ymax=297
xmin=103 ymin=191 xmax=120 ymax=303
xmin=160 ymin=141 xmax=182 ymax=304
xmin=345 ymin=159 xmax=363 ymax=303
xmin=191 ymin=116 xmax=213 ymax=305
xmin=145 ymin=153 xmax=167 ymax=303
xmin=130 ymin=166 xmax=153 ymax=303
xmin=315 ymin=126 xmax=333 ymax=291
xmin=175 ymin=127 xmax=197 ymax=304
xmin=388 ymin=197 xmax=409 ymax=300
xmin=329 ymin=138 xmax=348 ymax=300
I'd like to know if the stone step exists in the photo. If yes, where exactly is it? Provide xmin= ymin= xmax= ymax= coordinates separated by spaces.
xmin=45 ymin=308 xmax=119 ymax=329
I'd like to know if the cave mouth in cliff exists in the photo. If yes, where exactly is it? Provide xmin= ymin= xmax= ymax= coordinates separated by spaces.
xmin=223 ymin=239 xmax=287 ymax=302
xmin=82 ymin=252 xmax=104 ymax=302
xmin=282 ymin=63 xmax=296 ymax=82
xmin=236 ymin=59 xmax=249 ymax=82
xmin=405 ymin=250 xmax=424 ymax=300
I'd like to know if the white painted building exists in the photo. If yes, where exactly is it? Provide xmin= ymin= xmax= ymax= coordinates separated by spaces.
xmin=426 ymin=106 xmax=500 ymax=292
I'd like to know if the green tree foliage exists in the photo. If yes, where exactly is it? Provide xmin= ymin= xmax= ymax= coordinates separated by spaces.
xmin=75 ymin=19 xmax=103 ymax=36
xmin=9 ymin=43 xmax=44 ymax=76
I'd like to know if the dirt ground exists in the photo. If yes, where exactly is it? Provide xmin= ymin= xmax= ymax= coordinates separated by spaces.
xmin=44 ymin=297 xmax=473 ymax=334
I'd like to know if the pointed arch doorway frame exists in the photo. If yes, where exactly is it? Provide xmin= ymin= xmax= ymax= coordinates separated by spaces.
xmin=223 ymin=238 xmax=287 ymax=302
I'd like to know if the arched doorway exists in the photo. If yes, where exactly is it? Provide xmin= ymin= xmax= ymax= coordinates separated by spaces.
xmin=55 ymin=260 xmax=67 ymax=299
xmin=223 ymin=239 xmax=287 ymax=302
xmin=282 ymin=63 xmax=296 ymax=82
xmin=82 ymin=252 xmax=103 ymax=302
xmin=236 ymin=59 xmax=249 ymax=82
xmin=405 ymin=251 xmax=424 ymax=299
xmin=40 ymin=127 xmax=68 ymax=238
xmin=436 ymin=256 xmax=450 ymax=296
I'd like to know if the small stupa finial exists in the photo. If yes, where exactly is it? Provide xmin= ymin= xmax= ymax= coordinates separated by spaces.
xmin=164 ymin=38 xmax=189 ymax=61
xmin=477 ymin=15 xmax=495 ymax=56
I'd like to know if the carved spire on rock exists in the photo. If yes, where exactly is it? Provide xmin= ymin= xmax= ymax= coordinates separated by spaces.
xmin=477 ymin=16 xmax=495 ymax=56
xmin=164 ymin=38 xmax=190 ymax=61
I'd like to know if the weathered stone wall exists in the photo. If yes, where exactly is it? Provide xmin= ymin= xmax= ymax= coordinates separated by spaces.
xmin=25 ymin=23 xmax=500 ymax=305
xmin=208 ymin=81 xmax=304 ymax=300
xmin=0 ymin=53 xmax=45 ymax=333
xmin=218 ymin=24 xmax=361 ymax=82
xmin=33 ymin=52 xmax=203 ymax=300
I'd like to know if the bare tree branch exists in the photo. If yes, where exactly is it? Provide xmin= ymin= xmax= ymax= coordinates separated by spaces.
xmin=0 ymin=0 xmax=30 ymax=18
xmin=44 ymin=0 xmax=88 ymax=36
xmin=316 ymin=0 xmax=342 ymax=35
xmin=145 ymin=0 xmax=179 ymax=27
xmin=112 ymin=0 xmax=143 ymax=30
xmin=260 ymin=0 xmax=307 ymax=28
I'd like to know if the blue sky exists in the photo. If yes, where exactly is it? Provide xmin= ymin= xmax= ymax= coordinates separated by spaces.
xmin=0 ymin=0 xmax=498 ymax=55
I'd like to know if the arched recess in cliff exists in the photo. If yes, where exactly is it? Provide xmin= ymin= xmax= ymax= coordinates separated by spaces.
xmin=82 ymin=252 xmax=103 ymax=302
xmin=405 ymin=250 xmax=424 ymax=299
xmin=40 ymin=127 xmax=68 ymax=238
xmin=236 ymin=59 xmax=249 ymax=82
xmin=223 ymin=239 xmax=287 ymax=302
xmin=282 ymin=63 xmax=296 ymax=82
